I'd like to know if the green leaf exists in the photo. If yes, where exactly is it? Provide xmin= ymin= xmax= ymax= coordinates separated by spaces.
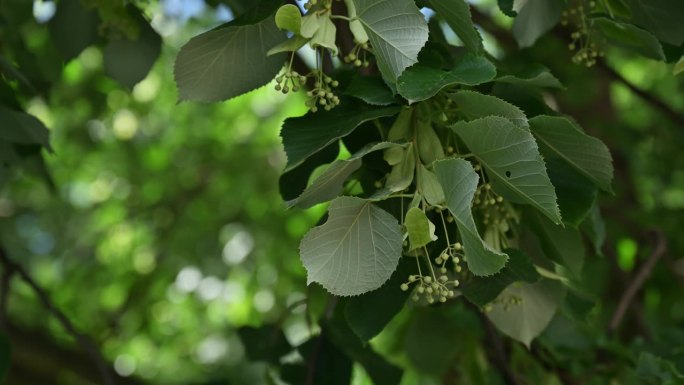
xmin=300 ymin=13 xmax=322 ymax=38
xmin=416 ymin=120 xmax=445 ymax=164
xmin=593 ymin=17 xmax=665 ymax=61
xmin=405 ymin=207 xmax=437 ymax=250
xmin=310 ymin=15 xmax=338 ymax=55
xmin=237 ymin=325 xmax=292 ymax=363
xmin=512 ymin=0 xmax=563 ymax=48
xmin=452 ymin=117 xmax=561 ymax=224
xmin=450 ymin=90 xmax=528 ymax=129
xmin=48 ymin=0 xmax=100 ymax=61
xmin=635 ymin=352 xmax=684 ymax=383
xmin=486 ymin=279 xmax=566 ymax=347
xmin=352 ymin=0 xmax=429 ymax=83
xmin=267 ymin=35 xmax=309 ymax=56
xmin=288 ymin=142 xmax=402 ymax=209
xmin=174 ymin=3 xmax=287 ymax=102
xmin=461 ymin=249 xmax=541 ymax=307
xmin=674 ymin=56 xmax=684 ymax=76
xmin=300 ymin=196 xmax=403 ymax=296
xmin=429 ymin=0 xmax=483 ymax=54
xmin=434 ymin=158 xmax=508 ymax=276
xmin=344 ymin=75 xmax=397 ymax=106
xmin=496 ymin=66 xmax=563 ymax=89
xmin=528 ymin=210 xmax=585 ymax=277
xmin=580 ymin=204 xmax=606 ymax=257
xmin=384 ymin=144 xmax=416 ymax=192
xmin=529 ymin=115 xmax=614 ymax=193
xmin=345 ymin=258 xmax=413 ymax=341
xmin=283 ymin=335 xmax=352 ymax=385
xmin=275 ymin=4 xmax=301 ymax=34
xmin=281 ymin=102 xmax=400 ymax=172
xmin=0 ymin=105 xmax=51 ymax=149
xmin=397 ymin=54 xmax=496 ymax=103
xmin=548 ymin=159 xmax=598 ymax=227
xmin=628 ymin=0 xmax=684 ymax=46
xmin=497 ymin=0 xmax=516 ymax=17
xmin=417 ymin=164 xmax=445 ymax=206
xmin=103 ymin=6 xmax=162 ymax=88
xmin=326 ymin=310 xmax=403 ymax=385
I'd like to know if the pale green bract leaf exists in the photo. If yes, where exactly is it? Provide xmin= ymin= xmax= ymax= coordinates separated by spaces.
xmin=397 ymin=55 xmax=496 ymax=103
xmin=416 ymin=121 xmax=444 ymax=164
xmin=434 ymin=159 xmax=508 ymax=276
xmin=275 ymin=4 xmax=301 ymax=34
xmin=405 ymin=207 xmax=437 ymax=251
xmin=344 ymin=0 xmax=369 ymax=43
xmin=675 ymin=56 xmax=684 ymax=76
xmin=310 ymin=16 xmax=338 ymax=55
xmin=450 ymin=90 xmax=528 ymax=129
xmin=486 ymin=279 xmax=566 ymax=347
xmin=287 ymin=142 xmax=402 ymax=209
xmin=174 ymin=13 xmax=286 ymax=102
xmin=300 ymin=196 xmax=403 ymax=296
xmin=452 ymin=117 xmax=561 ymax=224
xmin=429 ymin=0 xmax=483 ymax=53
xmin=300 ymin=13 xmax=321 ymax=38
xmin=385 ymin=144 xmax=415 ymax=192
xmin=417 ymin=164 xmax=444 ymax=206
xmin=267 ymin=35 xmax=309 ymax=56
xmin=352 ymin=0 xmax=429 ymax=83
xmin=529 ymin=115 xmax=613 ymax=193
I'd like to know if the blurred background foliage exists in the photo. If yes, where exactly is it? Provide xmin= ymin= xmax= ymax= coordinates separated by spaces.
xmin=0 ymin=0 xmax=683 ymax=384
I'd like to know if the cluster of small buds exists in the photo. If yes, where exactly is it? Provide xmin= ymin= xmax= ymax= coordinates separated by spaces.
xmin=561 ymin=1 xmax=604 ymax=67
xmin=305 ymin=73 xmax=340 ymax=112
xmin=474 ymin=183 xmax=517 ymax=226
xmin=343 ymin=40 xmax=371 ymax=68
xmin=401 ymin=273 xmax=459 ymax=304
xmin=437 ymin=242 xmax=465 ymax=274
xmin=483 ymin=293 xmax=523 ymax=312
xmin=275 ymin=69 xmax=306 ymax=94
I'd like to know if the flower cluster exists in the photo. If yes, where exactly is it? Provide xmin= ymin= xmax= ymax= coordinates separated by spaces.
xmin=561 ymin=1 xmax=604 ymax=67
xmin=401 ymin=272 xmax=459 ymax=304
xmin=305 ymin=72 xmax=340 ymax=112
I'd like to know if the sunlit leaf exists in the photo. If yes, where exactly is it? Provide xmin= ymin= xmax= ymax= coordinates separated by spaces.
xmin=450 ymin=90 xmax=528 ymax=129
xmin=512 ymin=0 xmax=563 ymax=48
xmin=300 ymin=196 xmax=403 ymax=296
xmin=434 ymin=158 xmax=508 ymax=276
xmin=452 ymin=116 xmax=561 ymax=224
xmin=429 ymin=0 xmax=483 ymax=53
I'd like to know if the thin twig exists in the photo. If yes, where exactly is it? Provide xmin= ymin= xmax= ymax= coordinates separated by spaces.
xmin=608 ymin=231 xmax=667 ymax=334
xmin=0 ymin=246 xmax=115 ymax=385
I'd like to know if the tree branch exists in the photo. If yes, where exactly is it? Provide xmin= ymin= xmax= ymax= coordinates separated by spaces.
xmin=608 ymin=231 xmax=667 ymax=334
xmin=0 ymin=246 xmax=115 ymax=385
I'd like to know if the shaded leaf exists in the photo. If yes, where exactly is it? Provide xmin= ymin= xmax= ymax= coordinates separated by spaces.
xmin=174 ymin=2 xmax=286 ymax=102
xmin=452 ymin=116 xmax=561 ymax=224
xmin=417 ymin=164 xmax=444 ymax=206
xmin=580 ymin=204 xmax=606 ymax=257
xmin=461 ymin=249 xmax=541 ymax=307
xmin=345 ymin=75 xmax=397 ymax=106
xmin=486 ymin=279 xmax=566 ymax=347
xmin=548 ymin=159 xmax=598 ymax=227
xmin=281 ymin=102 xmax=400 ymax=172
xmin=345 ymin=258 xmax=413 ymax=341
xmin=397 ymin=54 xmax=496 ymax=103
xmin=529 ymin=115 xmax=614 ymax=193
xmin=496 ymin=66 xmax=563 ymax=89
xmin=300 ymin=196 xmax=403 ymax=296
xmin=416 ymin=120 xmax=444 ymax=164
xmin=352 ymin=0 xmax=429 ymax=82
xmin=528 ymin=210 xmax=585 ymax=277
xmin=628 ymin=0 xmax=684 ymax=46
xmin=103 ymin=6 xmax=162 ymax=88
xmin=594 ymin=17 xmax=665 ymax=61
xmin=384 ymin=143 xmax=415 ymax=192
xmin=238 ymin=325 xmax=291 ymax=363
xmin=49 ymin=0 xmax=100 ymax=61
xmin=450 ymin=90 xmax=528 ymax=129
xmin=0 ymin=105 xmax=51 ymax=149
xmin=512 ymin=0 xmax=563 ymax=48
xmin=434 ymin=158 xmax=508 ymax=276
xmin=429 ymin=0 xmax=483 ymax=53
